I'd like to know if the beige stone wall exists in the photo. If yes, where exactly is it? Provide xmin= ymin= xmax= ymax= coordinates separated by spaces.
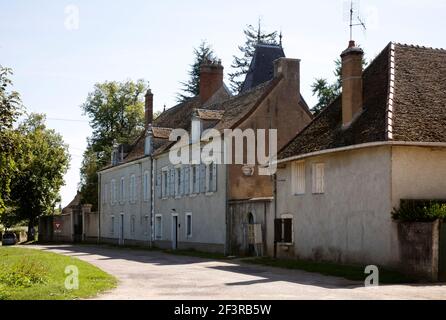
xmin=391 ymin=146 xmax=446 ymax=208
xmin=274 ymin=146 xmax=399 ymax=266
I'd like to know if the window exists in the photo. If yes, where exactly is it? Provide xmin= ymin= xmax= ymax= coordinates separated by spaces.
xmin=130 ymin=215 xmax=136 ymax=234
xmin=312 ymin=163 xmax=325 ymax=194
xmin=155 ymin=215 xmax=162 ymax=240
xmin=120 ymin=177 xmax=125 ymax=202
xmin=185 ymin=213 xmax=192 ymax=238
xmin=175 ymin=166 xmax=182 ymax=197
xmin=162 ymin=167 xmax=169 ymax=198
xmin=129 ymin=175 xmax=136 ymax=203
xmin=111 ymin=216 xmax=115 ymax=234
xmin=102 ymin=183 xmax=108 ymax=204
xmin=190 ymin=165 xmax=199 ymax=194
xmin=291 ymin=161 xmax=305 ymax=195
xmin=274 ymin=217 xmax=293 ymax=243
xmin=111 ymin=179 xmax=117 ymax=205
xmin=206 ymin=163 xmax=217 ymax=193
xmin=143 ymin=171 xmax=149 ymax=201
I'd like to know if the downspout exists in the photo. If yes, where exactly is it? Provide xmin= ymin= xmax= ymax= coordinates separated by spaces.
xmin=138 ymin=161 xmax=143 ymax=246
xmin=97 ymin=172 xmax=101 ymax=244
xmin=273 ymin=172 xmax=278 ymax=259
xmin=225 ymin=164 xmax=230 ymax=256
xmin=150 ymin=157 xmax=155 ymax=248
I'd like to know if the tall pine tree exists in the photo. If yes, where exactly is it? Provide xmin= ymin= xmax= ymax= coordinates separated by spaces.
xmin=177 ymin=41 xmax=216 ymax=103
xmin=229 ymin=21 xmax=278 ymax=93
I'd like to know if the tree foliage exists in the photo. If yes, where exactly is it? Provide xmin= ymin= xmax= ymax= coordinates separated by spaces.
xmin=176 ymin=41 xmax=216 ymax=103
xmin=229 ymin=22 xmax=279 ymax=93
xmin=8 ymin=113 xmax=70 ymax=237
xmin=311 ymin=58 xmax=367 ymax=115
xmin=0 ymin=66 xmax=22 ymax=216
xmin=79 ymin=79 xmax=148 ymax=210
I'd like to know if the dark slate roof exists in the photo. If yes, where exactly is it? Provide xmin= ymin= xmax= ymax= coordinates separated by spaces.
xmin=278 ymin=42 xmax=446 ymax=161
xmin=241 ymin=44 xmax=285 ymax=93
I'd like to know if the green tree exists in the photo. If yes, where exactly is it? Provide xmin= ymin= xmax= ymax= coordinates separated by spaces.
xmin=0 ymin=66 xmax=22 ymax=216
xmin=229 ymin=22 xmax=279 ymax=93
xmin=9 ymin=113 xmax=70 ymax=240
xmin=80 ymin=79 xmax=148 ymax=210
xmin=176 ymin=41 xmax=216 ymax=103
xmin=311 ymin=58 xmax=367 ymax=115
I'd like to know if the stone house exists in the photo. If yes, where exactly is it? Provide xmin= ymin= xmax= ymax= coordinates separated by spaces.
xmin=272 ymin=41 xmax=446 ymax=279
xmin=97 ymin=43 xmax=313 ymax=254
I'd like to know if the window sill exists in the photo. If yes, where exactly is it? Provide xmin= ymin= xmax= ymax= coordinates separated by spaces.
xmin=189 ymin=193 xmax=198 ymax=198
xmin=278 ymin=242 xmax=294 ymax=246
xmin=205 ymin=192 xmax=214 ymax=196
xmin=293 ymin=193 xmax=305 ymax=196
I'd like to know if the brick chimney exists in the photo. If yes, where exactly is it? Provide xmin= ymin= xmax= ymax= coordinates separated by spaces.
xmin=341 ymin=40 xmax=364 ymax=127
xmin=199 ymin=59 xmax=223 ymax=104
xmin=145 ymin=89 xmax=153 ymax=130
xmin=274 ymin=57 xmax=300 ymax=94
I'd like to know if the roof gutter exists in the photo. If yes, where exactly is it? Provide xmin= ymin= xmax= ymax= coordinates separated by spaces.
xmin=275 ymin=141 xmax=446 ymax=165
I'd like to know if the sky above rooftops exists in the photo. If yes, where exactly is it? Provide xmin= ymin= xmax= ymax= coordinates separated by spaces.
xmin=1 ymin=0 xmax=445 ymax=206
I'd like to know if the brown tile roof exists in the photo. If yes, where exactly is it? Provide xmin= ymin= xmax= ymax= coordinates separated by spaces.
xmin=196 ymin=109 xmax=224 ymax=120
xmin=278 ymin=42 xmax=446 ymax=161
xmin=152 ymin=127 xmax=173 ymax=139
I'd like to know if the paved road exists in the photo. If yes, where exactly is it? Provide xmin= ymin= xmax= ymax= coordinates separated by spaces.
xmin=30 ymin=245 xmax=446 ymax=300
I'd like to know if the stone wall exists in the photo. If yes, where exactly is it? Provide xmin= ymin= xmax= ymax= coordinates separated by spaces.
xmin=398 ymin=220 xmax=441 ymax=281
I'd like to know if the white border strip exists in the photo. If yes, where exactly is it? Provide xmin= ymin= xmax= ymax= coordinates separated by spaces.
xmin=276 ymin=141 xmax=446 ymax=165
xmin=387 ymin=43 xmax=396 ymax=140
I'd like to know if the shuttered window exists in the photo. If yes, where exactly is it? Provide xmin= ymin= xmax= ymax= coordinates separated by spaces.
xmin=291 ymin=161 xmax=305 ymax=195
xmin=161 ymin=168 xmax=168 ymax=198
xmin=312 ymin=163 xmax=325 ymax=194
xmin=143 ymin=171 xmax=149 ymax=201
xmin=274 ymin=218 xmax=293 ymax=243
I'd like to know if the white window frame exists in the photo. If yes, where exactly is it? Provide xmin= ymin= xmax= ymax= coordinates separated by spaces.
xmin=312 ymin=163 xmax=325 ymax=194
xmin=185 ymin=212 xmax=192 ymax=238
xmin=155 ymin=214 xmax=163 ymax=240
xmin=205 ymin=164 xmax=213 ymax=195
xmin=143 ymin=171 xmax=150 ymax=202
xmin=161 ymin=167 xmax=169 ymax=199
xmin=129 ymin=174 xmax=136 ymax=203
xmin=190 ymin=165 xmax=199 ymax=196
xmin=102 ymin=182 xmax=108 ymax=204
xmin=111 ymin=179 xmax=117 ymax=205
xmin=120 ymin=177 xmax=125 ymax=203
xmin=291 ymin=161 xmax=306 ymax=195
xmin=175 ymin=165 xmax=182 ymax=198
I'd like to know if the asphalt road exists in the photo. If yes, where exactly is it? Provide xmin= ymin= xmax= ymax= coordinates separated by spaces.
xmin=29 ymin=244 xmax=446 ymax=300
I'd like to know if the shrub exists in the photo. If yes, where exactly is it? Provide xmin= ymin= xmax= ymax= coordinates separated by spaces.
xmin=0 ymin=258 xmax=47 ymax=288
xmin=392 ymin=200 xmax=446 ymax=222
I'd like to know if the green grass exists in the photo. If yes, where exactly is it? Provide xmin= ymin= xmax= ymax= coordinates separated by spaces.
xmin=243 ymin=257 xmax=416 ymax=284
xmin=0 ymin=247 xmax=117 ymax=300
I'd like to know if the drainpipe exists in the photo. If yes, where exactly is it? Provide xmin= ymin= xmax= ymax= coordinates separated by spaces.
xmin=273 ymin=173 xmax=278 ymax=259
xmin=150 ymin=157 xmax=156 ymax=247
xmin=97 ymin=172 xmax=101 ymax=244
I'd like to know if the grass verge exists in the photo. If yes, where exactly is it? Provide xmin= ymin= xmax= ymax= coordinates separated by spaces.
xmin=0 ymin=246 xmax=116 ymax=300
xmin=243 ymin=257 xmax=416 ymax=284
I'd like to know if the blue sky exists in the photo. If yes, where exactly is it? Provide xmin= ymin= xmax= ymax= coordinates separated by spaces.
xmin=1 ymin=0 xmax=445 ymax=207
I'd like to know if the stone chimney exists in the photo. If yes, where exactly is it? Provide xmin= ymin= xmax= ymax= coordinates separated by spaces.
xmin=274 ymin=57 xmax=300 ymax=94
xmin=199 ymin=59 xmax=223 ymax=104
xmin=341 ymin=40 xmax=364 ymax=127
xmin=145 ymin=89 xmax=153 ymax=130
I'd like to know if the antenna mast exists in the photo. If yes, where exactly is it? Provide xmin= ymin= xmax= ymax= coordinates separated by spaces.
xmin=349 ymin=0 xmax=366 ymax=41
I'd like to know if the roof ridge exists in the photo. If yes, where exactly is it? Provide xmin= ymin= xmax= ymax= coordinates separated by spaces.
xmin=393 ymin=42 xmax=446 ymax=52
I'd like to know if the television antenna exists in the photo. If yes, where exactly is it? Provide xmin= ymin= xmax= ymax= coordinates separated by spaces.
xmin=348 ymin=0 xmax=366 ymax=41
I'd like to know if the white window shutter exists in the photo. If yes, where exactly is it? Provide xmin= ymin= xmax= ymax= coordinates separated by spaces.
xmin=170 ymin=168 xmax=175 ymax=197
xmin=156 ymin=171 xmax=161 ymax=198
xmin=184 ymin=165 xmax=190 ymax=195
xmin=180 ymin=167 xmax=185 ymax=196
xmin=212 ymin=163 xmax=217 ymax=192
xmin=199 ymin=164 xmax=206 ymax=193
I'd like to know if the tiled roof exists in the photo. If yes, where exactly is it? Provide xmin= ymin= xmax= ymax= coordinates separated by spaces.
xmin=278 ymin=42 xmax=446 ymax=161
xmin=196 ymin=109 xmax=225 ymax=120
